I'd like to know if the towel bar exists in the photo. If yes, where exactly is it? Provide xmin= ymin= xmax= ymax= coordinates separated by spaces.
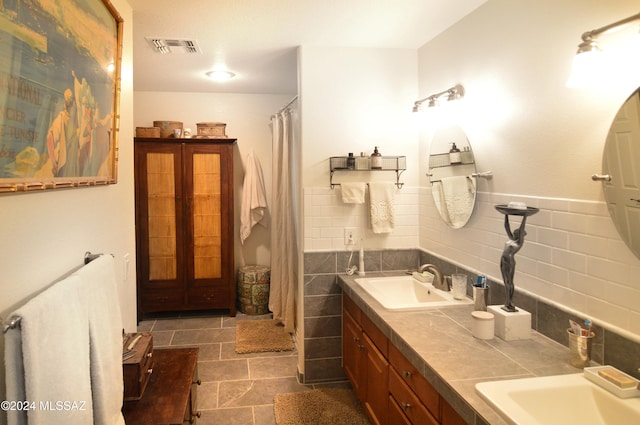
xmin=471 ymin=171 xmax=493 ymax=179
xmin=330 ymin=181 xmax=404 ymax=189
xmin=3 ymin=251 xmax=112 ymax=333
xmin=2 ymin=315 xmax=21 ymax=334
xmin=427 ymin=170 xmax=493 ymax=183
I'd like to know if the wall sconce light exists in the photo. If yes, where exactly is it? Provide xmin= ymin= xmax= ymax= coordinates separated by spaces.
xmin=567 ymin=11 xmax=640 ymax=87
xmin=413 ymin=84 xmax=465 ymax=112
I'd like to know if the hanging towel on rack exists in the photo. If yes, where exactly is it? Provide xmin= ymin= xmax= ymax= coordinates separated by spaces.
xmin=431 ymin=181 xmax=452 ymax=226
xmin=5 ymin=275 xmax=94 ymax=425
xmin=240 ymin=150 xmax=268 ymax=244
xmin=368 ymin=181 xmax=395 ymax=233
xmin=73 ymin=255 xmax=125 ymax=425
xmin=441 ymin=176 xmax=475 ymax=228
xmin=341 ymin=182 xmax=366 ymax=204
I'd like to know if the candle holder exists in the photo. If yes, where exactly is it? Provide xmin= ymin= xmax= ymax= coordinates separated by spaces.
xmin=495 ymin=204 xmax=539 ymax=312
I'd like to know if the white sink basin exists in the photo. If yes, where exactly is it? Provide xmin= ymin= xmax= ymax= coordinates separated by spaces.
xmin=354 ymin=275 xmax=472 ymax=311
xmin=476 ymin=373 xmax=640 ymax=425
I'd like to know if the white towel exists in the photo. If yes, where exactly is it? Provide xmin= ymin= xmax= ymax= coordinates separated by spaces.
xmin=340 ymin=182 xmax=366 ymax=204
xmin=368 ymin=181 xmax=395 ymax=234
xmin=240 ymin=150 xmax=268 ymax=244
xmin=441 ymin=175 xmax=476 ymax=228
xmin=5 ymin=275 xmax=94 ymax=425
xmin=73 ymin=255 xmax=125 ymax=425
xmin=431 ymin=181 xmax=452 ymax=226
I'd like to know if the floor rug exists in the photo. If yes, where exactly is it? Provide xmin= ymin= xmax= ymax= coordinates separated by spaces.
xmin=274 ymin=388 xmax=370 ymax=425
xmin=235 ymin=319 xmax=294 ymax=354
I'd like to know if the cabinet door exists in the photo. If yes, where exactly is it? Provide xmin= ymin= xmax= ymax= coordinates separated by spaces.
xmin=343 ymin=308 xmax=366 ymax=400
xmin=135 ymin=142 xmax=186 ymax=311
xmin=183 ymin=144 xmax=234 ymax=309
xmin=363 ymin=332 xmax=388 ymax=425
xmin=441 ymin=398 xmax=467 ymax=425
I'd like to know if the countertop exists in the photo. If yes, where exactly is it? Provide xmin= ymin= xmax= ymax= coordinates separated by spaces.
xmin=338 ymin=273 xmax=584 ymax=425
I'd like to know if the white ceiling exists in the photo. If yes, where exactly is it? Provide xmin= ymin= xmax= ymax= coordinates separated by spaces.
xmin=129 ymin=0 xmax=487 ymax=95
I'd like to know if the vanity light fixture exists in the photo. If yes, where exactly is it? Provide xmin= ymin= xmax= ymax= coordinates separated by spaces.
xmin=412 ymin=84 xmax=465 ymax=112
xmin=205 ymin=69 xmax=236 ymax=82
xmin=567 ymin=11 xmax=640 ymax=87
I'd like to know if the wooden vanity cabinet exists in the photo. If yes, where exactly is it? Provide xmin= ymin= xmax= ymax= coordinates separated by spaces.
xmin=134 ymin=138 xmax=236 ymax=319
xmin=343 ymin=295 xmax=389 ymax=425
xmin=343 ymin=294 xmax=467 ymax=425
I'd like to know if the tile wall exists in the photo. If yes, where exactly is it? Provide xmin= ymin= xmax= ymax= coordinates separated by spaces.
xmin=303 ymin=185 xmax=640 ymax=340
xmin=301 ymin=249 xmax=420 ymax=383
xmin=420 ymin=189 xmax=640 ymax=335
xmin=304 ymin=187 xmax=420 ymax=251
xmin=302 ymin=248 xmax=640 ymax=383
xmin=302 ymin=185 xmax=640 ymax=382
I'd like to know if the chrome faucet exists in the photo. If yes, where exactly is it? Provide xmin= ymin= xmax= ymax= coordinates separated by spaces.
xmin=418 ymin=264 xmax=450 ymax=291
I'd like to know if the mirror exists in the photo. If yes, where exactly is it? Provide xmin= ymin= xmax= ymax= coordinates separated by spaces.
xmin=602 ymin=87 xmax=640 ymax=259
xmin=428 ymin=124 xmax=477 ymax=228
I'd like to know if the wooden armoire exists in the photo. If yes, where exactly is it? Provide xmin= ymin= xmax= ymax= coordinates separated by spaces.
xmin=134 ymin=137 xmax=236 ymax=320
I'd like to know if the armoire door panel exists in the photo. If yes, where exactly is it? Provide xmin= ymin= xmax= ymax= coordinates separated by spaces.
xmin=135 ymin=143 xmax=185 ymax=292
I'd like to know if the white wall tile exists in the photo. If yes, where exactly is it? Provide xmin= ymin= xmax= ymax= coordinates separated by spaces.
xmin=306 ymin=184 xmax=639 ymax=335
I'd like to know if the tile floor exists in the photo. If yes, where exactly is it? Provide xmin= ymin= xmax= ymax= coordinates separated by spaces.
xmin=137 ymin=312 xmax=350 ymax=425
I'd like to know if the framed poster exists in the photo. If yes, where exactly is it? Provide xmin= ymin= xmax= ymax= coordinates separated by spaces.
xmin=0 ymin=0 xmax=123 ymax=193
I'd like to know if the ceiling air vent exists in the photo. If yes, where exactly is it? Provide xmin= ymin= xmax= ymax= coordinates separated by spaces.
xmin=146 ymin=37 xmax=201 ymax=54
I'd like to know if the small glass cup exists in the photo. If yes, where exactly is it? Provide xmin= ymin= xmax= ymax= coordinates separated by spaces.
xmin=451 ymin=273 xmax=467 ymax=300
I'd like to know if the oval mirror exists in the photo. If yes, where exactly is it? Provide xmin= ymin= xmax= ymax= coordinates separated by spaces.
xmin=428 ymin=124 xmax=477 ymax=228
xmin=602 ymin=87 xmax=640 ymax=259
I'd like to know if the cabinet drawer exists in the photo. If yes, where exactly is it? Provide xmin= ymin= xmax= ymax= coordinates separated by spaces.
xmin=389 ymin=343 xmax=440 ymax=420
xmin=389 ymin=368 xmax=438 ymax=425
xmin=187 ymin=287 xmax=230 ymax=308
xmin=123 ymin=334 xmax=154 ymax=400
xmin=361 ymin=313 xmax=388 ymax=357
xmin=140 ymin=290 xmax=184 ymax=311
xmin=388 ymin=395 xmax=412 ymax=425
xmin=343 ymin=293 xmax=362 ymax=323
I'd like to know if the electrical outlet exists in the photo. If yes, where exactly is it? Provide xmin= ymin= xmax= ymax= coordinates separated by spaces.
xmin=344 ymin=227 xmax=359 ymax=245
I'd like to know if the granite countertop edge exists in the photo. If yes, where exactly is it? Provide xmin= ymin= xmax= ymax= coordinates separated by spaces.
xmin=338 ymin=273 xmax=583 ymax=425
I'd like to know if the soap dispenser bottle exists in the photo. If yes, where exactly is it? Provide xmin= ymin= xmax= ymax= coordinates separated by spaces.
xmin=347 ymin=152 xmax=355 ymax=170
xmin=449 ymin=142 xmax=462 ymax=165
xmin=356 ymin=152 xmax=369 ymax=170
xmin=371 ymin=146 xmax=383 ymax=169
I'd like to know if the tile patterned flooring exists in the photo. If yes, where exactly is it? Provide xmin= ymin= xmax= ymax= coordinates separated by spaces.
xmin=137 ymin=313 xmax=349 ymax=425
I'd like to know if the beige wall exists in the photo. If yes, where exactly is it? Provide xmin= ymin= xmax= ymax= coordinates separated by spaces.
xmin=416 ymin=0 xmax=640 ymax=338
xmin=0 ymin=0 xmax=135 ymax=421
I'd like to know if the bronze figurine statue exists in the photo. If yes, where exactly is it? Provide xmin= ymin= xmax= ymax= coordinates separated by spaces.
xmin=495 ymin=204 xmax=539 ymax=312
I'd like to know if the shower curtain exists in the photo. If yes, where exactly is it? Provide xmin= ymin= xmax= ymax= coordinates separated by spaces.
xmin=269 ymin=106 xmax=298 ymax=334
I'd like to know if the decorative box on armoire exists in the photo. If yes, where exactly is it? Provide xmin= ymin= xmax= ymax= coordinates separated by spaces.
xmin=134 ymin=137 xmax=237 ymax=319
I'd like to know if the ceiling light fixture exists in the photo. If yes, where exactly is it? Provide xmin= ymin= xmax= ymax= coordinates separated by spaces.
xmin=412 ymin=84 xmax=465 ymax=112
xmin=205 ymin=70 xmax=236 ymax=82
xmin=567 ymin=11 xmax=640 ymax=87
